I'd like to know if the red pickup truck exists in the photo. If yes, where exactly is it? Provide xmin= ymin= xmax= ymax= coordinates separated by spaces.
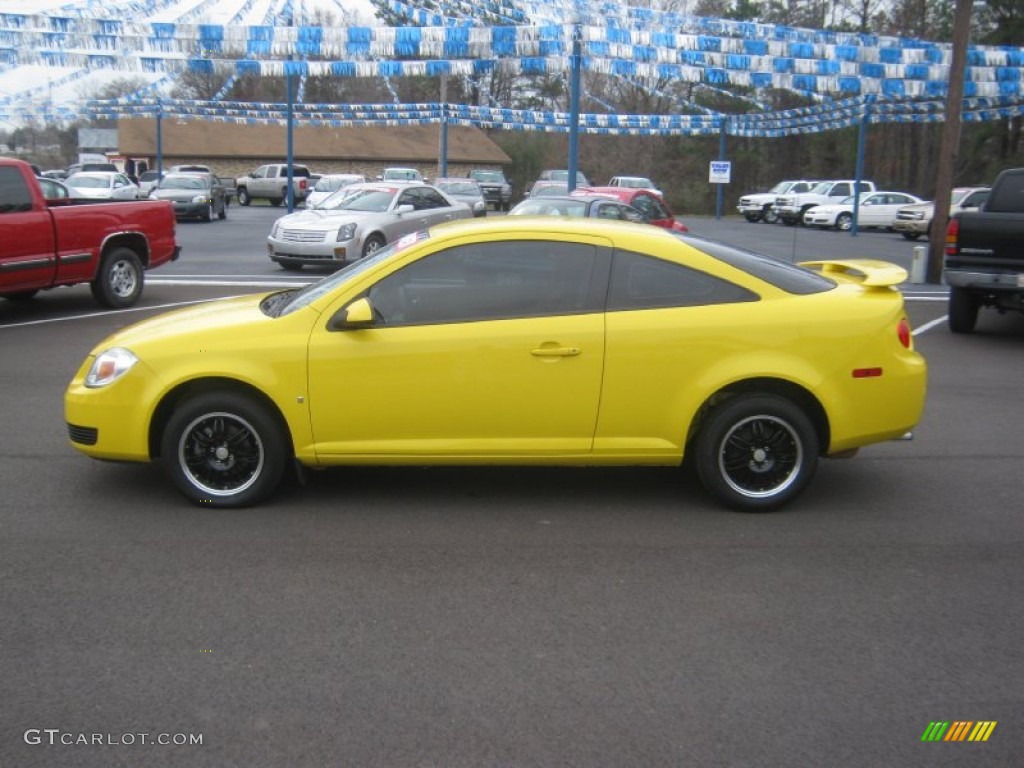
xmin=1 ymin=158 xmax=180 ymax=308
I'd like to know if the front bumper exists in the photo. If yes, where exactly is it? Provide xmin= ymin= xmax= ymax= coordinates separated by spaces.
xmin=173 ymin=202 xmax=211 ymax=219
xmin=892 ymin=219 xmax=929 ymax=235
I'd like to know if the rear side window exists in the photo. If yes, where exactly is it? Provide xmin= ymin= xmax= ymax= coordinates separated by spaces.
xmin=609 ymin=250 xmax=757 ymax=310
xmin=674 ymin=234 xmax=836 ymax=295
xmin=987 ymin=171 xmax=1024 ymax=213
xmin=0 ymin=167 xmax=33 ymax=212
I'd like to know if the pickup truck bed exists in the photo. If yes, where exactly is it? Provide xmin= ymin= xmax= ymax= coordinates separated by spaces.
xmin=944 ymin=168 xmax=1024 ymax=332
xmin=1 ymin=158 xmax=180 ymax=308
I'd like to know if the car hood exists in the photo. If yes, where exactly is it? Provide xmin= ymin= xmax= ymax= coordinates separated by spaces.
xmin=89 ymin=294 xmax=282 ymax=354
xmin=808 ymin=204 xmax=847 ymax=214
xmin=278 ymin=209 xmax=372 ymax=229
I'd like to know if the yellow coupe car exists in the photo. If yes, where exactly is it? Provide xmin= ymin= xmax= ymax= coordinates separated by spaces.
xmin=65 ymin=217 xmax=926 ymax=511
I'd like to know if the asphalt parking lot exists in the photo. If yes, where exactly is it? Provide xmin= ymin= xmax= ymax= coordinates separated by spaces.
xmin=2 ymin=208 xmax=1022 ymax=767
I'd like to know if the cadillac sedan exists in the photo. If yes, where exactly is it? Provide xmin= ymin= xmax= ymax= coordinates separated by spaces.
xmin=66 ymin=217 xmax=926 ymax=512
xmin=266 ymin=182 xmax=471 ymax=270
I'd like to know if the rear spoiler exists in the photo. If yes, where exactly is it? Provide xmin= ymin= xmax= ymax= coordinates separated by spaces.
xmin=798 ymin=259 xmax=907 ymax=288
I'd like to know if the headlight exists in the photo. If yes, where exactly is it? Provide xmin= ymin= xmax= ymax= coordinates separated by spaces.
xmin=191 ymin=195 xmax=209 ymax=204
xmin=271 ymin=221 xmax=280 ymax=238
xmin=85 ymin=347 xmax=138 ymax=388
xmin=337 ymin=223 xmax=357 ymax=241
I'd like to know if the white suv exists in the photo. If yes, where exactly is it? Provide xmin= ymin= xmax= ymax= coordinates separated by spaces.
xmin=737 ymin=180 xmax=815 ymax=224
xmin=774 ymin=179 xmax=876 ymax=226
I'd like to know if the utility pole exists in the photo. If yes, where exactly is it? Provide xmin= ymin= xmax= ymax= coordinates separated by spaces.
xmin=926 ymin=0 xmax=973 ymax=284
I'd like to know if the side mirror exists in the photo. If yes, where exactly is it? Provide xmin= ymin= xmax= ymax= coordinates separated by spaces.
xmin=327 ymin=297 xmax=375 ymax=331
xmin=395 ymin=204 xmax=415 ymax=214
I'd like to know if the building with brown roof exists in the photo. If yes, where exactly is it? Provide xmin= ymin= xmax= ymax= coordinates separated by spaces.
xmin=117 ymin=118 xmax=511 ymax=180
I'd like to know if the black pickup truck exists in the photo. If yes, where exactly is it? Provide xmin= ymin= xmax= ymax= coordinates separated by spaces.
xmin=944 ymin=167 xmax=1024 ymax=333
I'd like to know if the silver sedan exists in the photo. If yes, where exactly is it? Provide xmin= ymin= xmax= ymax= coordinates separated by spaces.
xmin=267 ymin=183 xmax=472 ymax=270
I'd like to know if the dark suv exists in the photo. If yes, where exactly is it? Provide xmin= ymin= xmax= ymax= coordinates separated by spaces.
xmin=469 ymin=169 xmax=512 ymax=212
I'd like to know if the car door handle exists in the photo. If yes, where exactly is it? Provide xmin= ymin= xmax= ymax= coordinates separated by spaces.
xmin=531 ymin=346 xmax=581 ymax=357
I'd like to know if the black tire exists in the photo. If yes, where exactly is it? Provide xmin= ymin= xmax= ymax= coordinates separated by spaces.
xmin=762 ymin=206 xmax=778 ymax=224
xmin=90 ymin=247 xmax=143 ymax=308
xmin=948 ymin=286 xmax=980 ymax=334
xmin=362 ymin=234 xmax=385 ymax=257
xmin=204 ymin=202 xmax=214 ymax=222
xmin=161 ymin=391 xmax=289 ymax=508
xmin=835 ymin=212 xmax=853 ymax=231
xmin=237 ymin=188 xmax=251 ymax=206
xmin=269 ymin=197 xmax=282 ymax=207
xmin=901 ymin=232 xmax=921 ymax=240
xmin=743 ymin=213 xmax=760 ymax=223
xmin=694 ymin=394 xmax=819 ymax=512
xmin=278 ymin=262 xmax=303 ymax=272
xmin=218 ymin=200 xmax=227 ymax=220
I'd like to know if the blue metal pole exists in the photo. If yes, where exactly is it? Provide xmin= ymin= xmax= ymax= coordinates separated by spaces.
xmin=155 ymin=102 xmax=163 ymax=176
xmin=567 ymin=24 xmax=581 ymax=193
xmin=286 ymin=70 xmax=295 ymax=212
xmin=716 ymin=118 xmax=726 ymax=220
xmin=852 ymin=113 xmax=867 ymax=237
xmin=440 ymin=104 xmax=448 ymax=178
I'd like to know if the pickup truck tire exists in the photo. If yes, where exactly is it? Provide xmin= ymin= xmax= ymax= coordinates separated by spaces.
xmin=269 ymin=198 xmax=283 ymax=207
xmin=694 ymin=393 xmax=818 ymax=512
xmin=91 ymin=248 xmax=143 ymax=308
xmin=161 ymin=390 xmax=289 ymax=508
xmin=237 ymin=188 xmax=251 ymax=206
xmin=762 ymin=206 xmax=778 ymax=224
xmin=948 ymin=287 xmax=980 ymax=334
xmin=743 ymin=213 xmax=760 ymax=223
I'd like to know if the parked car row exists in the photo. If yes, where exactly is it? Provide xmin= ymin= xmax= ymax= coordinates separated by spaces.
xmin=738 ymin=179 xmax=991 ymax=234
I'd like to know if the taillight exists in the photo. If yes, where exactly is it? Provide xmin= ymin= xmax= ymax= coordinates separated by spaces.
xmin=299 ymin=179 xmax=307 ymax=190
xmin=945 ymin=217 xmax=959 ymax=256
xmin=897 ymin=317 xmax=912 ymax=349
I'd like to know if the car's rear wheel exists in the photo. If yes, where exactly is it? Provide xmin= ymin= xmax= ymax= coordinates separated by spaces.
xmin=948 ymin=286 xmax=980 ymax=334
xmin=161 ymin=391 xmax=289 ymax=508
xmin=237 ymin=188 xmax=251 ymax=206
xmin=835 ymin=212 xmax=853 ymax=231
xmin=90 ymin=247 xmax=143 ymax=308
xmin=362 ymin=234 xmax=385 ymax=257
xmin=694 ymin=394 xmax=818 ymax=511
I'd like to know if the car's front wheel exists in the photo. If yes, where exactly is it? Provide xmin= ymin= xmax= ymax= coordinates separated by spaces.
xmin=743 ymin=213 xmax=760 ymax=223
xmin=835 ymin=212 xmax=853 ymax=231
xmin=694 ymin=394 xmax=819 ymax=511
xmin=161 ymin=391 xmax=290 ymax=508
xmin=91 ymin=247 xmax=143 ymax=308
xmin=237 ymin=188 xmax=251 ymax=206
xmin=762 ymin=206 xmax=778 ymax=224
xmin=362 ymin=234 xmax=385 ymax=257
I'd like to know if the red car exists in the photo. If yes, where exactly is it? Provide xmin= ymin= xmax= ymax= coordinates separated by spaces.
xmin=573 ymin=186 xmax=688 ymax=232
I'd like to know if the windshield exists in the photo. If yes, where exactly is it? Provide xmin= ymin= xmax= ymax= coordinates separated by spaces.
xmin=318 ymin=188 xmax=395 ymax=212
xmin=512 ymin=199 xmax=587 ymax=216
xmin=67 ymin=176 xmax=108 ymax=188
xmin=383 ymin=169 xmax=420 ymax=180
xmin=768 ymin=181 xmax=792 ymax=194
xmin=438 ymin=182 xmax=479 ymax=195
xmin=315 ymin=176 xmax=359 ymax=192
xmin=471 ymin=171 xmax=504 ymax=182
xmin=274 ymin=232 xmax=430 ymax=317
xmin=161 ymin=176 xmax=207 ymax=190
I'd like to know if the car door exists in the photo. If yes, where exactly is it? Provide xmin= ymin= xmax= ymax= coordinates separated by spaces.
xmin=307 ymin=237 xmax=611 ymax=457
xmin=631 ymin=191 xmax=675 ymax=228
xmin=417 ymin=186 xmax=465 ymax=226
xmin=0 ymin=166 xmax=57 ymax=291
xmin=112 ymin=174 xmax=135 ymax=200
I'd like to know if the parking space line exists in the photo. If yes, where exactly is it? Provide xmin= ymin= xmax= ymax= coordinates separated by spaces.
xmin=912 ymin=315 xmax=948 ymax=336
xmin=0 ymin=296 xmax=245 ymax=330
